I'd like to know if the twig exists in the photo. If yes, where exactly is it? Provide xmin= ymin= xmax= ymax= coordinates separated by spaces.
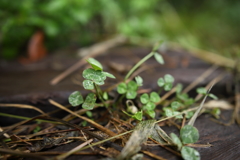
xmin=50 ymin=35 xmax=127 ymax=85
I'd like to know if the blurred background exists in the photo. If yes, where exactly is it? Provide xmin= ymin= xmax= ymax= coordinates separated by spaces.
xmin=0 ymin=0 xmax=240 ymax=60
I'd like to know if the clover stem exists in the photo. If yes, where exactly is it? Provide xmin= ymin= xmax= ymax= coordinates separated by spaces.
xmin=93 ymin=83 xmax=111 ymax=112
xmin=124 ymin=51 xmax=155 ymax=81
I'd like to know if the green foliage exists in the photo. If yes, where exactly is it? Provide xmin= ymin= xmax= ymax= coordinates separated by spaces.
xmin=154 ymin=52 xmax=164 ymax=64
xmin=117 ymin=81 xmax=138 ymax=99
xmin=87 ymin=58 xmax=103 ymax=71
xmin=180 ymin=125 xmax=199 ymax=144
xmin=170 ymin=133 xmax=182 ymax=150
xmin=135 ymin=76 xmax=143 ymax=86
xmin=140 ymin=92 xmax=160 ymax=118
xmin=196 ymin=87 xmax=218 ymax=100
xmin=68 ymin=91 xmax=84 ymax=107
xmin=181 ymin=146 xmax=200 ymax=160
xmin=123 ymin=110 xmax=143 ymax=121
xmin=157 ymin=74 xmax=175 ymax=91
xmin=82 ymin=93 xmax=96 ymax=110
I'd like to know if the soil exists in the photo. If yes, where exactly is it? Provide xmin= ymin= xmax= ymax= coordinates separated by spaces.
xmin=0 ymin=46 xmax=239 ymax=159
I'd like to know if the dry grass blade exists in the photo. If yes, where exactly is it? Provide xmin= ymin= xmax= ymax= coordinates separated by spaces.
xmin=141 ymin=150 xmax=167 ymax=160
xmin=49 ymin=99 xmax=117 ymax=137
xmin=55 ymin=139 xmax=93 ymax=160
xmin=0 ymin=103 xmax=45 ymax=114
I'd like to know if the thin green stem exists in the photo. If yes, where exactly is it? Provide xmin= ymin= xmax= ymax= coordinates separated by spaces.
xmin=124 ymin=51 xmax=155 ymax=81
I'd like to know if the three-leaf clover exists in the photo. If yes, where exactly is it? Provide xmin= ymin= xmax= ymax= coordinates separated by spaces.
xmin=140 ymin=92 xmax=160 ymax=118
xmin=117 ymin=81 xmax=138 ymax=99
xmin=157 ymin=74 xmax=174 ymax=91
xmin=196 ymin=87 xmax=218 ymax=100
xmin=83 ymin=58 xmax=115 ymax=90
xmin=68 ymin=91 xmax=97 ymax=110
xmin=163 ymin=101 xmax=183 ymax=119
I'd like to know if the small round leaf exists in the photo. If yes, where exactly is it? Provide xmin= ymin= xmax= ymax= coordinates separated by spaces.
xmin=126 ymin=90 xmax=137 ymax=99
xmin=164 ymin=74 xmax=174 ymax=83
xmin=143 ymin=102 xmax=156 ymax=110
xmin=117 ymin=82 xmax=127 ymax=94
xmin=140 ymin=93 xmax=149 ymax=104
xmin=68 ymin=91 xmax=84 ymax=107
xmin=196 ymin=87 xmax=207 ymax=94
xmin=180 ymin=125 xmax=199 ymax=144
xmin=164 ymin=83 xmax=173 ymax=91
xmin=83 ymin=80 xmax=94 ymax=90
xmin=181 ymin=146 xmax=200 ymax=160
xmin=127 ymin=81 xmax=138 ymax=91
xmin=82 ymin=93 xmax=96 ymax=110
xmin=150 ymin=92 xmax=160 ymax=103
xmin=87 ymin=58 xmax=103 ymax=71
xmin=171 ymin=101 xmax=181 ymax=110
xmin=154 ymin=52 xmax=164 ymax=64
xmin=170 ymin=133 xmax=182 ymax=151
xmin=157 ymin=78 xmax=165 ymax=87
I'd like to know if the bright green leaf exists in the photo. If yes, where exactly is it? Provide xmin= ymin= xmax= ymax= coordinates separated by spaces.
xmin=181 ymin=146 xmax=200 ymax=160
xmin=171 ymin=101 xmax=181 ymax=110
xmin=157 ymin=78 xmax=165 ymax=87
xmin=211 ymin=108 xmax=221 ymax=119
xmin=143 ymin=102 xmax=156 ymax=110
xmin=68 ymin=91 xmax=84 ymax=106
xmin=150 ymin=92 xmax=160 ymax=103
xmin=117 ymin=82 xmax=127 ymax=94
xmin=146 ymin=110 xmax=155 ymax=118
xmin=140 ymin=93 xmax=149 ymax=104
xmin=127 ymin=81 xmax=138 ymax=91
xmin=132 ymin=110 xmax=143 ymax=121
xmin=180 ymin=125 xmax=199 ymax=144
xmin=196 ymin=87 xmax=207 ymax=95
xmin=154 ymin=52 xmax=164 ymax=64
xmin=86 ymin=111 xmax=92 ymax=117
xmin=103 ymin=71 xmax=116 ymax=79
xmin=103 ymin=92 xmax=108 ymax=100
xmin=94 ymin=80 xmax=105 ymax=85
xmin=82 ymin=93 xmax=96 ymax=110
xmin=170 ymin=133 xmax=182 ymax=151
xmin=164 ymin=83 xmax=173 ymax=91
xmin=135 ymin=76 xmax=143 ymax=86
xmin=83 ymin=80 xmax=94 ymax=90
xmin=164 ymin=74 xmax=174 ymax=83
xmin=126 ymin=90 xmax=137 ymax=99
xmin=83 ymin=68 xmax=106 ymax=82
xmin=87 ymin=58 xmax=103 ymax=71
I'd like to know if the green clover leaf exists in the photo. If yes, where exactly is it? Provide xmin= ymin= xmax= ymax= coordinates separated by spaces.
xmin=146 ymin=110 xmax=155 ymax=118
xmin=171 ymin=101 xmax=182 ymax=110
xmin=83 ymin=68 xmax=106 ymax=83
xmin=82 ymin=93 xmax=96 ymax=110
xmin=154 ymin=52 xmax=164 ymax=64
xmin=86 ymin=58 xmax=103 ymax=71
xmin=140 ymin=93 xmax=149 ymax=104
xmin=68 ymin=91 xmax=84 ymax=106
xmin=117 ymin=82 xmax=127 ymax=94
xmin=180 ymin=125 xmax=199 ymax=144
xmin=135 ymin=76 xmax=143 ymax=86
xmin=83 ymin=80 xmax=94 ymax=90
xmin=157 ymin=74 xmax=174 ymax=91
xmin=150 ymin=92 xmax=160 ymax=103
xmin=170 ymin=133 xmax=182 ymax=151
xmin=181 ymin=146 xmax=200 ymax=160
xmin=117 ymin=81 xmax=138 ymax=99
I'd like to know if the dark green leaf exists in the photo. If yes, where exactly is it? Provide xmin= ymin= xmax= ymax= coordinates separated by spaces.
xmin=82 ymin=93 xmax=96 ymax=110
xmin=150 ymin=92 xmax=160 ymax=103
xmin=135 ymin=76 xmax=143 ymax=86
xmin=154 ymin=52 xmax=164 ymax=64
xmin=140 ymin=93 xmax=149 ymax=104
xmin=117 ymin=82 xmax=127 ymax=94
xmin=196 ymin=87 xmax=207 ymax=94
xmin=181 ymin=146 xmax=200 ymax=160
xmin=103 ymin=71 xmax=116 ymax=79
xmin=82 ymin=80 xmax=94 ymax=90
xmin=127 ymin=81 xmax=138 ymax=91
xmin=180 ymin=125 xmax=199 ymax=144
xmin=87 ymin=58 xmax=103 ymax=71
xmin=126 ymin=90 xmax=137 ymax=99
xmin=68 ymin=91 xmax=84 ymax=106
xmin=164 ymin=74 xmax=174 ymax=83
xmin=170 ymin=133 xmax=182 ymax=150
xmin=157 ymin=78 xmax=165 ymax=87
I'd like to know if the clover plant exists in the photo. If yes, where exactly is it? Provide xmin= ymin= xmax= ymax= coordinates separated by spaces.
xmin=157 ymin=74 xmax=175 ymax=91
xmin=68 ymin=58 xmax=115 ymax=109
xmin=196 ymin=87 xmax=218 ymax=100
xmin=163 ymin=101 xmax=183 ymax=119
xmin=117 ymin=81 xmax=138 ymax=99
xmin=140 ymin=92 xmax=160 ymax=118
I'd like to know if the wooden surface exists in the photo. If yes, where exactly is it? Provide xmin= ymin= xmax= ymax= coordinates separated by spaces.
xmin=0 ymin=46 xmax=239 ymax=159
